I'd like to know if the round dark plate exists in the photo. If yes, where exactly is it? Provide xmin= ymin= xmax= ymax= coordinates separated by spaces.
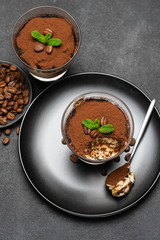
xmin=0 ymin=60 xmax=32 ymax=129
xmin=18 ymin=73 xmax=160 ymax=217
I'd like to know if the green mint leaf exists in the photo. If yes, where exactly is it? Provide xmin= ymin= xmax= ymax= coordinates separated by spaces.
xmin=31 ymin=30 xmax=62 ymax=47
xmin=45 ymin=33 xmax=52 ymax=41
xmin=47 ymin=38 xmax=62 ymax=46
xmin=82 ymin=119 xmax=95 ymax=129
xmin=31 ymin=30 xmax=46 ymax=43
xmin=82 ymin=118 xmax=100 ymax=129
xmin=99 ymin=124 xmax=114 ymax=133
xmin=94 ymin=119 xmax=100 ymax=128
xmin=82 ymin=119 xmax=96 ymax=129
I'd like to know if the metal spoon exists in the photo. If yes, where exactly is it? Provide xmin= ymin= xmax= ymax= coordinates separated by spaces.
xmin=105 ymin=99 xmax=156 ymax=196
xmin=129 ymin=99 xmax=156 ymax=163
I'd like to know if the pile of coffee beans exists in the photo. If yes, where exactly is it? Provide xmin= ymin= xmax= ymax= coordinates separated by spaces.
xmin=0 ymin=62 xmax=30 ymax=125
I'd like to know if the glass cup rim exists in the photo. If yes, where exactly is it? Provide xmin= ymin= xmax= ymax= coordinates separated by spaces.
xmin=12 ymin=5 xmax=81 ymax=73
xmin=61 ymin=91 xmax=134 ymax=164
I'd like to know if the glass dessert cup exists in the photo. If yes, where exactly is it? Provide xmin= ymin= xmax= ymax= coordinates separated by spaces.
xmin=12 ymin=6 xmax=81 ymax=82
xmin=61 ymin=92 xmax=134 ymax=165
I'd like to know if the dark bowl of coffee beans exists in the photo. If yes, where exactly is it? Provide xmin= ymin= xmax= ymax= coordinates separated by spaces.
xmin=0 ymin=60 xmax=32 ymax=129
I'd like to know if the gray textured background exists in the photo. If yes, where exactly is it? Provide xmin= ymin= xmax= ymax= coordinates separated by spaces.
xmin=0 ymin=0 xmax=160 ymax=239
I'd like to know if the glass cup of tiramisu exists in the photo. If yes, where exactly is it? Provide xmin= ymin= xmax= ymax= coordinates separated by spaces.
xmin=12 ymin=6 xmax=81 ymax=81
xmin=62 ymin=92 xmax=134 ymax=165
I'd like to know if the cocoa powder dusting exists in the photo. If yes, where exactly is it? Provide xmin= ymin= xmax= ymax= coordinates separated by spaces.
xmin=105 ymin=163 xmax=130 ymax=185
xmin=16 ymin=17 xmax=77 ymax=69
xmin=66 ymin=99 xmax=130 ymax=157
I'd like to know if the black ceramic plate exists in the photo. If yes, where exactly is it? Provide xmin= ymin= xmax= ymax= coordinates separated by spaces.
xmin=19 ymin=73 xmax=160 ymax=217
xmin=0 ymin=60 xmax=32 ymax=129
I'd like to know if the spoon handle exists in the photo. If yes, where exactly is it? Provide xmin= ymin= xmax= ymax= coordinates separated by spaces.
xmin=129 ymin=99 xmax=156 ymax=163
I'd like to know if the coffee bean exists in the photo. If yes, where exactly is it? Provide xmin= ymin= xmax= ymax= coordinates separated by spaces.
xmin=1 ymin=63 xmax=10 ymax=68
xmin=43 ymin=28 xmax=53 ymax=35
xmin=23 ymin=96 xmax=29 ymax=105
xmin=15 ymin=71 xmax=21 ymax=79
xmin=0 ymin=94 xmax=4 ymax=100
xmin=8 ymin=101 xmax=15 ymax=106
xmin=34 ymin=44 xmax=44 ymax=52
xmin=125 ymin=153 xmax=131 ymax=161
xmin=2 ymin=136 xmax=10 ymax=145
xmin=3 ymin=86 xmax=8 ymax=93
xmin=124 ymin=146 xmax=130 ymax=152
xmin=70 ymin=154 xmax=79 ymax=163
xmin=18 ymin=94 xmax=23 ymax=99
xmin=90 ymin=129 xmax=99 ymax=138
xmin=17 ymin=108 xmax=23 ymax=113
xmin=83 ymin=126 xmax=91 ymax=135
xmin=10 ymin=65 xmax=17 ymax=71
xmin=16 ymin=90 xmax=22 ymax=95
xmin=10 ymin=110 xmax=17 ymax=115
xmin=0 ymin=67 xmax=6 ymax=74
xmin=0 ymin=88 xmax=3 ymax=94
xmin=4 ymin=91 xmax=12 ymax=100
xmin=15 ymin=83 xmax=19 ymax=89
xmin=13 ymin=95 xmax=18 ymax=101
xmin=0 ymin=81 xmax=6 ymax=87
xmin=5 ymin=75 xmax=10 ymax=83
xmin=16 ymin=126 xmax=20 ymax=135
xmin=5 ymin=128 xmax=11 ymax=135
xmin=2 ymin=100 xmax=7 ymax=108
xmin=130 ymin=138 xmax=136 ymax=146
xmin=0 ymin=117 xmax=7 ymax=125
xmin=17 ymin=98 xmax=24 ymax=105
xmin=10 ymin=73 xmax=15 ymax=81
xmin=23 ymin=89 xmax=29 ymax=97
xmin=100 ymin=166 xmax=107 ymax=176
xmin=13 ymin=102 xmax=18 ymax=110
xmin=8 ymin=80 xmax=16 ymax=87
xmin=45 ymin=45 xmax=53 ymax=54
xmin=114 ymin=156 xmax=120 ymax=162
xmin=62 ymin=138 xmax=66 ymax=145
xmin=0 ymin=108 xmax=8 ymax=114
xmin=7 ymin=86 xmax=17 ymax=94
xmin=100 ymin=116 xmax=108 ymax=126
xmin=7 ymin=112 xmax=15 ymax=120
xmin=6 ymin=106 xmax=12 ymax=111
xmin=0 ymin=74 xmax=5 ymax=80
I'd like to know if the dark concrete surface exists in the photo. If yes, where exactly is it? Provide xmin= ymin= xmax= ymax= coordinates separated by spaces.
xmin=0 ymin=0 xmax=160 ymax=239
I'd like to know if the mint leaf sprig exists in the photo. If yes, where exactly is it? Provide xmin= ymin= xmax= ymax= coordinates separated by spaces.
xmin=82 ymin=119 xmax=100 ymax=130
xmin=31 ymin=30 xmax=62 ymax=46
xmin=31 ymin=30 xmax=46 ymax=43
xmin=99 ymin=124 xmax=114 ymax=133
xmin=82 ymin=118 xmax=114 ymax=134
